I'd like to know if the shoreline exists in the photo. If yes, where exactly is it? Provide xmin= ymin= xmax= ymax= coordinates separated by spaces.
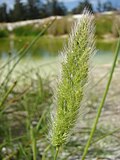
xmin=0 ymin=12 xmax=120 ymax=40
xmin=0 ymin=34 xmax=118 ymax=42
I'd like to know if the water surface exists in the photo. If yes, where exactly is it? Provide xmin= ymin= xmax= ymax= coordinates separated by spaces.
xmin=0 ymin=36 xmax=119 ymax=65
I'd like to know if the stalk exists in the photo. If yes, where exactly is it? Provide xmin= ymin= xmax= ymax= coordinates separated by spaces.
xmin=30 ymin=125 xmax=37 ymax=160
xmin=0 ymin=81 xmax=17 ymax=111
xmin=81 ymin=38 xmax=120 ymax=160
xmin=54 ymin=147 xmax=59 ymax=160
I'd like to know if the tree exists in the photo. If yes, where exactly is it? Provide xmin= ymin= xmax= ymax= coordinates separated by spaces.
xmin=9 ymin=0 xmax=26 ymax=21
xmin=0 ymin=3 xmax=8 ymax=22
xmin=72 ymin=0 xmax=93 ymax=14
xmin=52 ymin=0 xmax=67 ymax=15
xmin=44 ymin=0 xmax=67 ymax=16
xmin=97 ymin=0 xmax=102 ymax=12
xmin=103 ymin=1 xmax=116 ymax=11
xmin=26 ymin=0 xmax=41 ymax=19
xmin=0 ymin=0 xmax=67 ymax=22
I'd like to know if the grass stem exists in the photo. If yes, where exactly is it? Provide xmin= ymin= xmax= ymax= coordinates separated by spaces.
xmin=0 ymin=81 xmax=17 ymax=111
xmin=81 ymin=38 xmax=120 ymax=160
xmin=30 ymin=125 xmax=37 ymax=160
xmin=54 ymin=147 xmax=59 ymax=160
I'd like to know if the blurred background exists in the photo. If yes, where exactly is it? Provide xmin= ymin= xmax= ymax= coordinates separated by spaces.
xmin=0 ymin=0 xmax=120 ymax=65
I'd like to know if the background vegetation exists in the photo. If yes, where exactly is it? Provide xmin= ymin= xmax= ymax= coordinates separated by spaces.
xmin=0 ymin=13 xmax=120 ymax=40
xmin=0 ymin=0 xmax=118 ymax=22
xmin=0 ymin=0 xmax=119 ymax=39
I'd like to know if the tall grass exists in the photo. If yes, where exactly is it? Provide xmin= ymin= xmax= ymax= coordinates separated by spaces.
xmin=0 ymin=19 xmax=55 ymax=160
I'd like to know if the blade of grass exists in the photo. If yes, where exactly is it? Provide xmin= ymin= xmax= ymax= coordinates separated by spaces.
xmin=54 ymin=147 xmax=59 ymax=160
xmin=30 ymin=125 xmax=37 ymax=160
xmin=0 ymin=81 xmax=17 ymax=111
xmin=81 ymin=38 xmax=120 ymax=160
xmin=36 ymin=110 xmax=47 ymax=132
xmin=18 ymin=143 xmax=29 ymax=160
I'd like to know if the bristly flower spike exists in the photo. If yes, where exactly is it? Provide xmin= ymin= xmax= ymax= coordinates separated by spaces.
xmin=50 ymin=9 xmax=96 ymax=147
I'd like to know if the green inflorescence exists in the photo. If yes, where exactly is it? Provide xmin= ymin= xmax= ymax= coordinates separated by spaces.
xmin=51 ymin=10 xmax=95 ymax=147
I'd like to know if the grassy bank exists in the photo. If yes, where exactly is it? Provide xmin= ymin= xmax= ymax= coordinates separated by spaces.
xmin=0 ymin=35 xmax=118 ymax=62
xmin=0 ymin=13 xmax=120 ymax=39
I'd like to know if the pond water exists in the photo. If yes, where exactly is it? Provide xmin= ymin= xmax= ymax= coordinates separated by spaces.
xmin=0 ymin=36 xmax=119 ymax=65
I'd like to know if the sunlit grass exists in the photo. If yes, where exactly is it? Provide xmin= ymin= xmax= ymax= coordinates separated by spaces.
xmin=0 ymin=14 xmax=120 ymax=160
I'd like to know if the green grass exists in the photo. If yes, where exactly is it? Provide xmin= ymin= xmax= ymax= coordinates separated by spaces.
xmin=13 ymin=25 xmax=43 ymax=36
xmin=96 ymin=39 xmax=117 ymax=51
xmin=0 ymin=65 xmax=118 ymax=159
xmin=95 ymin=15 xmax=113 ymax=39
xmin=12 ymin=17 xmax=72 ymax=37
xmin=0 ymin=20 xmax=55 ymax=159
xmin=0 ymin=29 xmax=9 ymax=38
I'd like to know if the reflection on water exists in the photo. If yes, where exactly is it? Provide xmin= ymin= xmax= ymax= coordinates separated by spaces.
xmin=0 ymin=36 xmax=65 ymax=59
xmin=0 ymin=36 xmax=119 ymax=65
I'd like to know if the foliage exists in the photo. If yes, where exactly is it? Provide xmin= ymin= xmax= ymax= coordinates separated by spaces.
xmin=103 ymin=1 xmax=117 ymax=11
xmin=44 ymin=0 xmax=67 ymax=16
xmin=96 ymin=0 xmax=117 ymax=12
xmin=0 ymin=20 xmax=55 ymax=159
xmin=9 ymin=0 xmax=27 ymax=22
xmin=72 ymin=0 xmax=93 ymax=14
xmin=13 ymin=25 xmax=43 ymax=36
xmin=0 ymin=0 xmax=67 ymax=22
xmin=0 ymin=3 xmax=8 ymax=22
xmin=0 ymin=70 xmax=53 ymax=159
xmin=0 ymin=29 xmax=9 ymax=38
xmin=0 ymin=12 xmax=119 ymax=39
xmin=0 ymin=0 xmax=118 ymax=22
xmin=95 ymin=15 xmax=113 ymax=39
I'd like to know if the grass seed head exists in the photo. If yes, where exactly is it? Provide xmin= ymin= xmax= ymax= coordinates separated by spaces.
xmin=50 ymin=9 xmax=96 ymax=147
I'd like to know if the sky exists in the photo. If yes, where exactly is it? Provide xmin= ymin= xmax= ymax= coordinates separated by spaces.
xmin=0 ymin=0 xmax=120 ymax=11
